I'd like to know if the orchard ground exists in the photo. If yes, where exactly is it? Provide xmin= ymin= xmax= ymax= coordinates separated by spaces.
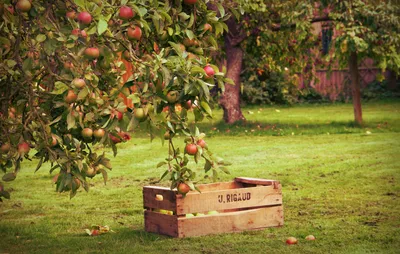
xmin=0 ymin=100 xmax=399 ymax=254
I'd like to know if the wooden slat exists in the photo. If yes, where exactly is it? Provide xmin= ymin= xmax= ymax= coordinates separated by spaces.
xmin=176 ymin=205 xmax=284 ymax=237
xmin=144 ymin=210 xmax=178 ymax=237
xmin=143 ymin=186 xmax=177 ymax=212
xmin=195 ymin=181 xmax=243 ymax=192
xmin=234 ymin=177 xmax=278 ymax=186
xmin=175 ymin=184 xmax=282 ymax=215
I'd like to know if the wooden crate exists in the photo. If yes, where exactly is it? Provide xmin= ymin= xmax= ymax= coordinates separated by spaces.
xmin=143 ymin=177 xmax=284 ymax=237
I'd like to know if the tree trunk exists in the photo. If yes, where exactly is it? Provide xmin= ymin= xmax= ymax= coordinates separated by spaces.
xmin=387 ymin=69 xmax=398 ymax=91
xmin=349 ymin=52 xmax=363 ymax=125
xmin=219 ymin=17 xmax=245 ymax=124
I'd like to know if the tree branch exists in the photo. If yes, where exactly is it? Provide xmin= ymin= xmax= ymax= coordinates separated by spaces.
xmin=271 ymin=15 xmax=331 ymax=31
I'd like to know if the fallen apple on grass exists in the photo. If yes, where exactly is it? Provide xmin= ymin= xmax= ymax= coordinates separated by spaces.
xmin=305 ymin=235 xmax=316 ymax=241
xmin=286 ymin=237 xmax=298 ymax=245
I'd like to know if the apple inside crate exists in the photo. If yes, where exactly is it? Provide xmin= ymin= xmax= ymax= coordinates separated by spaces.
xmin=143 ymin=177 xmax=284 ymax=238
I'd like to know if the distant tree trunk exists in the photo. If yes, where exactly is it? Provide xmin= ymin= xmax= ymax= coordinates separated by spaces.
xmin=219 ymin=16 xmax=246 ymax=123
xmin=387 ymin=70 xmax=398 ymax=91
xmin=349 ymin=52 xmax=363 ymax=125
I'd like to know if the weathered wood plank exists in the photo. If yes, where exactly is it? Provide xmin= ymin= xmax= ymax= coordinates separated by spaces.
xmin=235 ymin=177 xmax=278 ymax=186
xmin=176 ymin=205 xmax=284 ymax=238
xmin=143 ymin=186 xmax=177 ymax=212
xmin=175 ymin=184 xmax=282 ymax=215
xmin=195 ymin=181 xmax=243 ymax=191
xmin=144 ymin=210 xmax=178 ymax=237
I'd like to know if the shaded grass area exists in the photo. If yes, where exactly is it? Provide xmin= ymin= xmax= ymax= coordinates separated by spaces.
xmin=0 ymin=101 xmax=399 ymax=253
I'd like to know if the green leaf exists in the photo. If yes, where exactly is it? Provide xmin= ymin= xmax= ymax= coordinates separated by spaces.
xmin=188 ymin=13 xmax=194 ymax=28
xmin=67 ymin=111 xmax=76 ymax=130
xmin=52 ymin=81 xmax=69 ymax=95
xmin=127 ymin=93 xmax=140 ymax=104
xmin=193 ymin=107 xmax=204 ymax=122
xmin=204 ymin=160 xmax=212 ymax=172
xmin=160 ymin=170 xmax=169 ymax=181
xmin=2 ymin=173 xmax=16 ymax=182
xmin=77 ymin=87 xmax=89 ymax=100
xmin=169 ymin=42 xmax=183 ymax=56
xmin=138 ymin=7 xmax=148 ymax=17
xmin=22 ymin=58 xmax=33 ymax=73
xmin=101 ymin=169 xmax=108 ymax=185
xmin=157 ymin=161 xmax=167 ymax=168
xmin=185 ymin=29 xmax=195 ymax=40
xmin=191 ymin=66 xmax=206 ymax=75
xmin=219 ymin=166 xmax=230 ymax=174
xmin=224 ymin=78 xmax=235 ymax=85
xmin=6 ymin=60 xmax=16 ymax=68
xmin=200 ymin=101 xmax=212 ymax=117
xmin=216 ymin=3 xmax=225 ymax=17
xmin=74 ymin=0 xmax=85 ymax=9
xmin=97 ymin=18 xmax=108 ymax=35
xmin=36 ymin=34 xmax=47 ymax=43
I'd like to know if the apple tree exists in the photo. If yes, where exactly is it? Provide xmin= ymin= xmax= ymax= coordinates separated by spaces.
xmin=0 ymin=0 xmax=232 ymax=200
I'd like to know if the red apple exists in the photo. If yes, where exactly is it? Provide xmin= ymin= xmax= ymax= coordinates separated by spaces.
xmin=17 ymin=142 xmax=30 ymax=154
xmin=66 ymin=11 xmax=76 ymax=19
xmin=204 ymin=65 xmax=215 ymax=78
xmin=119 ymin=6 xmax=135 ymax=20
xmin=77 ymin=11 xmax=92 ymax=25
xmin=16 ymin=0 xmax=31 ymax=12
xmin=109 ymin=133 xmax=122 ymax=144
xmin=0 ymin=143 xmax=11 ymax=154
xmin=80 ymin=30 xmax=87 ymax=37
xmin=91 ymin=229 xmax=99 ymax=236
xmin=177 ymin=182 xmax=190 ymax=194
xmin=84 ymin=47 xmax=100 ymax=59
xmin=305 ymin=235 xmax=316 ymax=241
xmin=93 ymin=129 xmax=105 ymax=139
xmin=185 ymin=143 xmax=197 ymax=155
xmin=286 ymin=237 xmax=298 ymax=245
xmin=72 ymin=78 xmax=86 ymax=89
xmin=118 ymin=131 xmax=131 ymax=141
xmin=51 ymin=135 xmax=57 ymax=147
xmin=134 ymin=108 xmax=146 ymax=121
xmin=81 ymin=128 xmax=93 ymax=139
xmin=166 ymin=91 xmax=179 ymax=103
xmin=71 ymin=28 xmax=80 ymax=36
xmin=65 ymin=90 xmax=77 ymax=104
xmin=127 ymin=26 xmax=142 ymax=40
xmin=196 ymin=139 xmax=206 ymax=148
xmin=204 ymin=23 xmax=212 ymax=32
xmin=183 ymin=100 xmax=192 ymax=110
xmin=52 ymin=173 xmax=59 ymax=183
xmin=64 ymin=62 xmax=74 ymax=70
xmin=86 ymin=166 xmax=96 ymax=177
xmin=116 ymin=111 xmax=123 ymax=121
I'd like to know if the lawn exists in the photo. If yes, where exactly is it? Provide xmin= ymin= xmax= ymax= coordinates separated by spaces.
xmin=0 ymin=100 xmax=399 ymax=254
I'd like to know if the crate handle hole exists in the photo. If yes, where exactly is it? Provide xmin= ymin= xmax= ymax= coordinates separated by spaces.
xmin=155 ymin=194 xmax=163 ymax=201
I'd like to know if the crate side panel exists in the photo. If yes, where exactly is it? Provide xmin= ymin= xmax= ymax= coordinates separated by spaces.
xmin=196 ymin=181 xmax=243 ymax=192
xmin=177 ymin=205 xmax=284 ymax=237
xmin=176 ymin=185 xmax=282 ymax=215
xmin=144 ymin=210 xmax=178 ymax=237
xmin=143 ymin=186 xmax=177 ymax=212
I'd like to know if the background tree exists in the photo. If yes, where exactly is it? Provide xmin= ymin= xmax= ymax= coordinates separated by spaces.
xmin=0 ymin=0 xmax=232 ymax=200
xmin=217 ymin=0 xmax=400 ymax=124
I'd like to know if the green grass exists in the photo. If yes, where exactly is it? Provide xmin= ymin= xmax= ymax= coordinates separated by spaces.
xmin=1 ymin=100 xmax=400 ymax=254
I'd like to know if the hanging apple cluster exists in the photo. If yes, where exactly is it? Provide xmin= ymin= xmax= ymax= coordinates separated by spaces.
xmin=0 ymin=0 xmax=232 ymax=199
